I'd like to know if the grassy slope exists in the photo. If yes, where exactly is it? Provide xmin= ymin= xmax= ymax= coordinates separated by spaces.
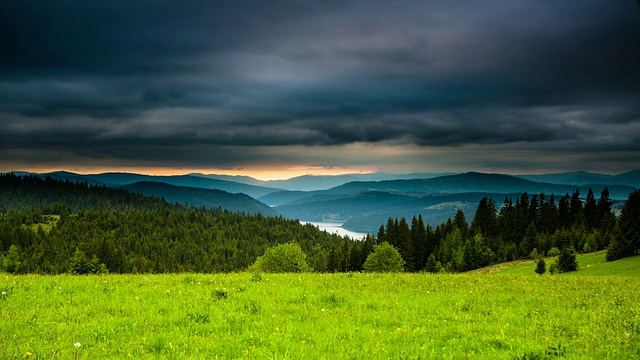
xmin=2 ymin=272 xmax=640 ymax=359
xmin=489 ymin=252 xmax=640 ymax=277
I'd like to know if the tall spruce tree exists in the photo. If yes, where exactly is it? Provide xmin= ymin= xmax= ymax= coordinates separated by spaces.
xmin=470 ymin=197 xmax=498 ymax=240
xmin=410 ymin=215 xmax=428 ymax=271
xmin=617 ymin=189 xmax=640 ymax=257
xmin=584 ymin=188 xmax=598 ymax=231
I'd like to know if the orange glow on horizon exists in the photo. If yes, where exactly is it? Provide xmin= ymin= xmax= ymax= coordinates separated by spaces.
xmin=5 ymin=165 xmax=378 ymax=181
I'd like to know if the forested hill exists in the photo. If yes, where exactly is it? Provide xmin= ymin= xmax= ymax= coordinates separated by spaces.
xmin=0 ymin=174 xmax=276 ymax=216
xmin=122 ymin=182 xmax=276 ymax=216
xmin=37 ymin=171 xmax=281 ymax=198
xmin=0 ymin=173 xmax=367 ymax=273
xmin=0 ymin=173 xmax=169 ymax=212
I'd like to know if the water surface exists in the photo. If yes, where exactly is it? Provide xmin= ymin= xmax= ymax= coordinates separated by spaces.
xmin=301 ymin=221 xmax=368 ymax=240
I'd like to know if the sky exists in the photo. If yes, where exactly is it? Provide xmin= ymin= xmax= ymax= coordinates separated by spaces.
xmin=1 ymin=1 xmax=639 ymax=180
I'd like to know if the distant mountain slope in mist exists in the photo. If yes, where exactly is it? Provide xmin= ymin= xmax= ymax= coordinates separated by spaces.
xmin=123 ymin=182 xmax=276 ymax=215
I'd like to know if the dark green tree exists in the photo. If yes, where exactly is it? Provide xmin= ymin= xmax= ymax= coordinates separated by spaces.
xmin=584 ymin=188 xmax=598 ymax=231
xmin=470 ymin=197 xmax=499 ymax=240
xmin=569 ymin=190 xmax=583 ymax=227
xmin=410 ymin=215 xmax=428 ymax=271
xmin=453 ymin=210 xmax=469 ymax=239
xmin=519 ymin=222 xmax=538 ymax=258
xmin=397 ymin=217 xmax=414 ymax=271
xmin=557 ymin=246 xmax=578 ymax=273
xmin=618 ymin=189 xmax=640 ymax=258
xmin=597 ymin=187 xmax=616 ymax=233
xmin=425 ymin=253 xmax=440 ymax=273
xmin=534 ymin=258 xmax=546 ymax=275
xmin=606 ymin=225 xmax=625 ymax=262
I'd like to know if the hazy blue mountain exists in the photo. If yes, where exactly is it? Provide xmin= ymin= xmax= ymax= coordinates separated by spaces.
xmin=191 ymin=171 xmax=455 ymax=191
xmin=329 ymin=172 xmax=634 ymax=199
xmin=123 ymin=182 xmax=276 ymax=215
xmin=613 ymin=170 xmax=640 ymax=188
xmin=187 ymin=173 xmax=268 ymax=187
xmin=517 ymin=170 xmax=640 ymax=188
xmin=276 ymin=191 xmax=511 ymax=233
xmin=258 ymin=190 xmax=348 ymax=206
xmin=276 ymin=191 xmax=418 ymax=223
xmin=516 ymin=171 xmax=614 ymax=186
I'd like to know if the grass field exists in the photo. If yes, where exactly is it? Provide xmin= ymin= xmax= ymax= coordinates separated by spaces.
xmin=2 ymin=259 xmax=640 ymax=359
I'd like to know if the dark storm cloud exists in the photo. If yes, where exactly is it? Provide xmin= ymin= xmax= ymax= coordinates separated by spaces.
xmin=1 ymin=0 xmax=639 ymax=171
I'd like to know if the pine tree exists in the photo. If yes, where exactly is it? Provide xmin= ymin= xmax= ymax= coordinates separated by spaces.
xmin=453 ymin=210 xmax=469 ymax=239
xmin=597 ymin=187 xmax=615 ymax=232
xmin=558 ymin=194 xmax=570 ymax=229
xmin=425 ymin=253 xmax=439 ymax=273
xmin=534 ymin=257 xmax=546 ymax=275
xmin=519 ymin=222 xmax=538 ymax=258
xmin=584 ymin=188 xmax=598 ymax=231
xmin=569 ymin=190 xmax=583 ymax=227
xmin=397 ymin=217 xmax=414 ymax=271
xmin=557 ymin=246 xmax=578 ymax=273
xmin=618 ymin=189 xmax=640 ymax=257
xmin=606 ymin=225 xmax=625 ymax=262
xmin=410 ymin=215 xmax=428 ymax=271
xmin=470 ymin=197 xmax=498 ymax=239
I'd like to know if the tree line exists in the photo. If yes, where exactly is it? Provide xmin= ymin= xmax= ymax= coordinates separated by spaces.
xmin=1 ymin=173 xmax=638 ymax=274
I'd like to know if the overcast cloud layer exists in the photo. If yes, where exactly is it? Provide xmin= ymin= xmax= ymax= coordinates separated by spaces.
xmin=1 ymin=1 xmax=639 ymax=176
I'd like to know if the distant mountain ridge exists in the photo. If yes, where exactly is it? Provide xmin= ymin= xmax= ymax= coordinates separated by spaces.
xmin=5 ymin=169 xmax=637 ymax=234
xmin=190 ymin=172 xmax=455 ymax=191
xmin=328 ymin=172 xmax=635 ymax=199
xmin=516 ymin=170 xmax=640 ymax=188
xmin=21 ymin=171 xmax=282 ymax=199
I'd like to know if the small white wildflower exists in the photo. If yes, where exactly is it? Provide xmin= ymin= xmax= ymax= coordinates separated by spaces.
xmin=74 ymin=342 xmax=81 ymax=348
xmin=271 ymin=314 xmax=275 ymax=318
xmin=1 ymin=291 xmax=6 ymax=295
xmin=321 ymin=308 xmax=325 ymax=312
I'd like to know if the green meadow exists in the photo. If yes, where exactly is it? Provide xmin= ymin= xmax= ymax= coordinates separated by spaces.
xmin=1 ymin=256 xmax=639 ymax=359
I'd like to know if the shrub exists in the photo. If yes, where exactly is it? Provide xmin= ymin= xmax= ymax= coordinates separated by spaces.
xmin=249 ymin=243 xmax=312 ymax=273
xmin=547 ymin=247 xmax=560 ymax=257
xmin=69 ymin=249 xmax=107 ymax=275
xmin=363 ymin=242 xmax=405 ymax=273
